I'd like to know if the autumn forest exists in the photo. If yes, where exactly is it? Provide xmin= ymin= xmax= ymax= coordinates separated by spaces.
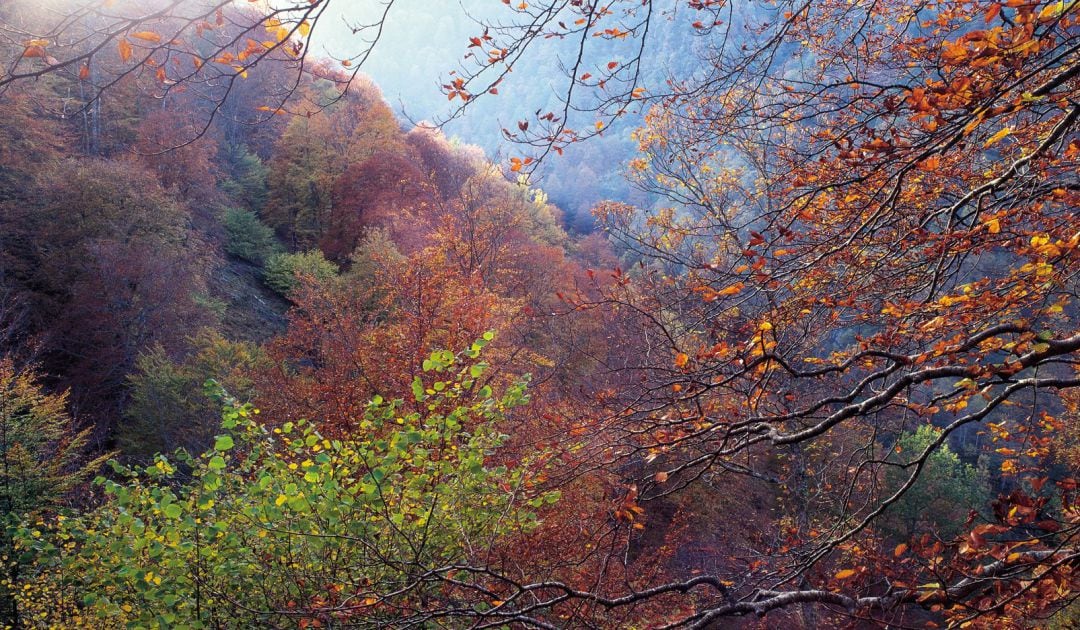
xmin=0 ymin=0 xmax=1077 ymax=628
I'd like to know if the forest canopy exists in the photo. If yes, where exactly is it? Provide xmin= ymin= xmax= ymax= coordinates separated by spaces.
xmin=0 ymin=0 xmax=1077 ymax=628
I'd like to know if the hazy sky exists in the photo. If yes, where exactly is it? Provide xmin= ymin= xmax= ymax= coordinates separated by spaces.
xmin=312 ymin=1 xmax=508 ymax=128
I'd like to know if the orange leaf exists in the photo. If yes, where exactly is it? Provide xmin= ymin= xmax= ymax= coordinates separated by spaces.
xmin=834 ymin=569 xmax=857 ymax=580
xmin=674 ymin=353 xmax=689 ymax=368
xmin=118 ymin=38 xmax=133 ymax=62
xmin=717 ymin=283 xmax=744 ymax=297
xmin=130 ymin=31 xmax=162 ymax=43
xmin=894 ymin=543 xmax=908 ymax=557
xmin=79 ymin=63 xmax=90 ymax=80
xmin=607 ymin=61 xmax=618 ymax=70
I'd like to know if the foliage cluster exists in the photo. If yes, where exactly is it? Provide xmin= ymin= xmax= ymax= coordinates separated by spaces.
xmin=17 ymin=345 xmax=553 ymax=628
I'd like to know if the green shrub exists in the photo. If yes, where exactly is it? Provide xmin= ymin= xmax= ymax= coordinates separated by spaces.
xmin=222 ymin=207 xmax=280 ymax=264
xmin=218 ymin=143 xmax=269 ymax=212
xmin=881 ymin=424 xmax=987 ymax=540
xmin=263 ymin=249 xmax=339 ymax=297
xmin=121 ymin=331 xmax=265 ymax=460
xmin=15 ymin=344 xmax=553 ymax=628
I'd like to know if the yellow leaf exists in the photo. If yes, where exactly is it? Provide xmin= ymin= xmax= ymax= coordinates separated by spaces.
xmin=299 ymin=21 xmax=311 ymax=37
xmin=1039 ymin=0 xmax=1076 ymax=21
xmin=984 ymin=127 xmax=1011 ymax=148
xmin=835 ymin=569 xmax=857 ymax=580
xmin=984 ymin=217 xmax=1001 ymax=234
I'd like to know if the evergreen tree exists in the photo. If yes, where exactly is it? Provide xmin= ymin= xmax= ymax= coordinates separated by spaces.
xmin=0 ymin=358 xmax=107 ymax=625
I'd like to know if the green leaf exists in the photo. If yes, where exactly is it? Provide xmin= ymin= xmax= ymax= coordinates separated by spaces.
xmin=214 ymin=435 xmax=235 ymax=451
xmin=163 ymin=504 xmax=182 ymax=519
xmin=207 ymin=456 xmax=226 ymax=472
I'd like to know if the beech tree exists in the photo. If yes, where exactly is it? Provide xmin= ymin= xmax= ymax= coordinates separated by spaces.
xmin=551 ymin=1 xmax=1080 ymax=625
xmin=13 ymin=159 xmax=210 ymax=424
